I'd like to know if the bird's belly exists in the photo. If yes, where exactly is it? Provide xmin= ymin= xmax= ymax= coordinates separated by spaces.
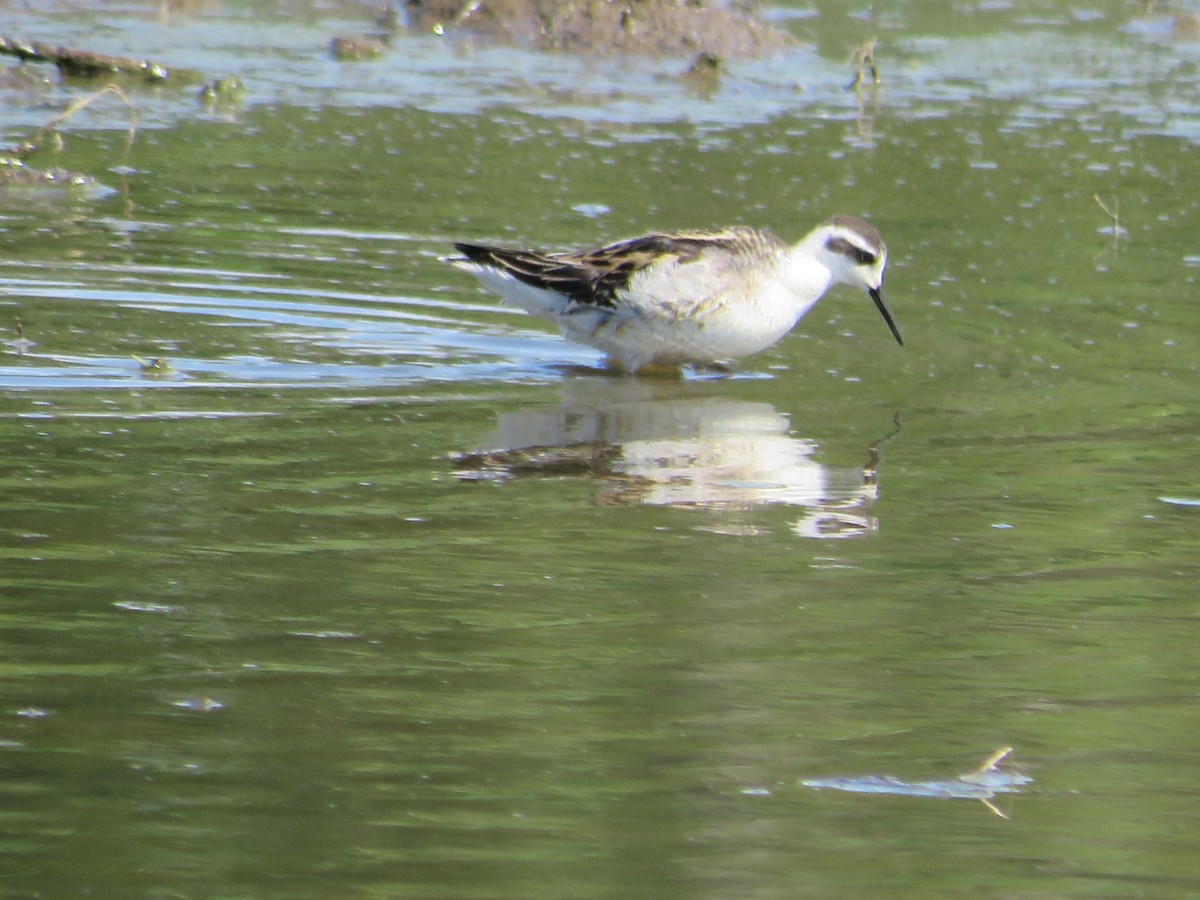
xmin=562 ymin=303 xmax=794 ymax=366
xmin=673 ymin=299 xmax=798 ymax=358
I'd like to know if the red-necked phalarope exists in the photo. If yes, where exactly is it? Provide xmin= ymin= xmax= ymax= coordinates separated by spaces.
xmin=448 ymin=215 xmax=902 ymax=372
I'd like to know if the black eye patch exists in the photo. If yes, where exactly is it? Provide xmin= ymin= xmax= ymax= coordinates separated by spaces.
xmin=826 ymin=235 xmax=878 ymax=266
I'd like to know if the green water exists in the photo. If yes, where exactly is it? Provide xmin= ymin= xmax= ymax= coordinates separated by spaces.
xmin=2 ymin=1 xmax=1200 ymax=897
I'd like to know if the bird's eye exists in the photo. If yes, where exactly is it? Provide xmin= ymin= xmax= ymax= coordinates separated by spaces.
xmin=826 ymin=235 xmax=878 ymax=267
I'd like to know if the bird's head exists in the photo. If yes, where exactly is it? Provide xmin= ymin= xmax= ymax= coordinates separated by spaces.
xmin=817 ymin=215 xmax=902 ymax=347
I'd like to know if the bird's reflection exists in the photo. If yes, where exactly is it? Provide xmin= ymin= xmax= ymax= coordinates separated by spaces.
xmin=453 ymin=377 xmax=898 ymax=538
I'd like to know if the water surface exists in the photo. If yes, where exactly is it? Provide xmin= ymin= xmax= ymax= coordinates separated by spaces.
xmin=2 ymin=1 xmax=1200 ymax=896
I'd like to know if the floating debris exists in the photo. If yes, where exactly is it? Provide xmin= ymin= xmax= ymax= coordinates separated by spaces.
xmin=172 ymin=697 xmax=225 ymax=712
xmin=679 ymin=50 xmax=723 ymax=97
xmin=0 ymin=158 xmax=96 ymax=188
xmin=802 ymin=747 xmax=1032 ymax=819
xmin=685 ymin=49 xmax=722 ymax=75
xmin=739 ymin=786 xmax=773 ymax=797
xmin=134 ymin=356 xmax=176 ymax=376
xmin=0 ymin=34 xmax=198 ymax=84
xmin=330 ymin=35 xmax=388 ymax=60
xmin=288 ymin=630 xmax=361 ymax=640
xmin=1159 ymin=496 xmax=1200 ymax=508
xmin=113 ymin=600 xmax=178 ymax=614
xmin=198 ymin=75 xmax=245 ymax=105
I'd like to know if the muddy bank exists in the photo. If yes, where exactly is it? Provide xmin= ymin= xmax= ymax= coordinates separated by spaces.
xmin=406 ymin=0 xmax=791 ymax=57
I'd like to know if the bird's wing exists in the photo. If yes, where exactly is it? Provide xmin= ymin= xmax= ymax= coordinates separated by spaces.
xmin=453 ymin=229 xmax=771 ymax=310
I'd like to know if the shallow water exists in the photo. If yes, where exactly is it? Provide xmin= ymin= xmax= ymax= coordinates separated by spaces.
xmin=2 ymin=1 xmax=1200 ymax=896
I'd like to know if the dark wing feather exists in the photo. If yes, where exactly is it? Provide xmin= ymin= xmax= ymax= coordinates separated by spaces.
xmin=454 ymin=232 xmax=752 ymax=309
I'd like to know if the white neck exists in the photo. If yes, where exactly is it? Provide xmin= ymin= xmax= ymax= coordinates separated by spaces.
xmin=780 ymin=239 xmax=837 ymax=322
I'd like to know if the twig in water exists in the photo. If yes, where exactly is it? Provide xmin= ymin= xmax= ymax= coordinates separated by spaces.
xmin=12 ymin=317 xmax=29 ymax=356
xmin=1093 ymin=194 xmax=1125 ymax=246
xmin=1094 ymin=193 xmax=1118 ymax=226
xmin=12 ymin=83 xmax=138 ymax=159
xmin=974 ymin=746 xmax=1015 ymax=773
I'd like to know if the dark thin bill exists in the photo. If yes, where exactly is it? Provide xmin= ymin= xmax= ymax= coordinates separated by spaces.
xmin=869 ymin=287 xmax=903 ymax=347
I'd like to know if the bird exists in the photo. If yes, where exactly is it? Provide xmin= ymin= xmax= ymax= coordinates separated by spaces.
xmin=447 ymin=215 xmax=902 ymax=373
